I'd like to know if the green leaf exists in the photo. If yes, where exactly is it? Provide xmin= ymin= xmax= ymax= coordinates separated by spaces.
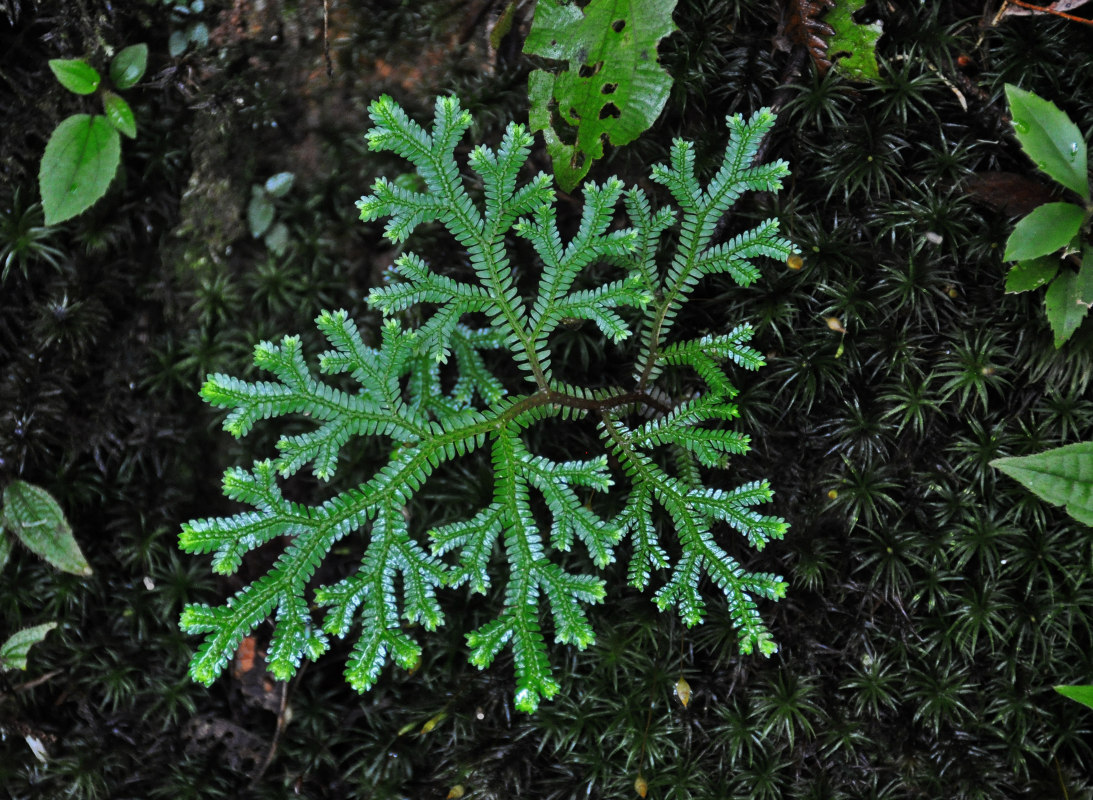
xmin=264 ymin=172 xmax=295 ymax=197
xmin=992 ymin=442 xmax=1093 ymax=525
xmin=109 ymin=43 xmax=148 ymax=90
xmin=168 ymin=29 xmax=189 ymax=57
xmin=1005 ymin=256 xmax=1059 ymax=293
xmin=1 ymin=481 xmax=92 ymax=575
xmin=524 ymin=0 xmax=678 ymax=191
xmin=265 ymin=221 xmax=289 ymax=255
xmin=827 ymin=0 xmax=883 ymax=83
xmin=0 ymin=623 xmax=58 ymax=671
xmin=1078 ymin=249 xmax=1093 ymax=309
xmin=0 ymin=529 xmax=11 ymax=571
xmin=1005 ymin=84 xmax=1090 ymax=200
xmin=102 ymin=91 xmax=137 ymax=138
xmin=1055 ymin=685 xmax=1093 ymax=712
xmin=48 ymin=58 xmax=101 ymax=94
xmin=1044 ymin=269 xmax=1089 ymax=348
xmin=248 ymin=192 xmax=275 ymax=237
xmin=39 ymin=114 xmax=121 ymax=225
xmin=1003 ymin=202 xmax=1086 ymax=261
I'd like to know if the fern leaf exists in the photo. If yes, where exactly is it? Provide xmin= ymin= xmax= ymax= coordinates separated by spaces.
xmin=183 ymin=95 xmax=794 ymax=711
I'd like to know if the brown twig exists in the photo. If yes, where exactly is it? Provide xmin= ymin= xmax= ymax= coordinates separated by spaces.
xmin=998 ymin=0 xmax=1093 ymax=25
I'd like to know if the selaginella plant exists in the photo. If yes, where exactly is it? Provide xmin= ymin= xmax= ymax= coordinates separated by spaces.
xmin=179 ymin=95 xmax=794 ymax=712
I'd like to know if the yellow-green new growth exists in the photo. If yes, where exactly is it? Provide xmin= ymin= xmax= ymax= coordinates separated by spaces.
xmin=180 ymin=95 xmax=795 ymax=712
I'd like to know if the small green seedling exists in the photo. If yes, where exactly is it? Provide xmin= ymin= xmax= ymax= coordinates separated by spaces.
xmin=38 ymin=43 xmax=149 ymax=225
xmin=247 ymin=172 xmax=295 ymax=256
xmin=1002 ymin=84 xmax=1092 ymax=348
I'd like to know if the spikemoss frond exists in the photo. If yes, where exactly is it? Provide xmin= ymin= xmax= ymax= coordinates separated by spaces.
xmin=181 ymin=95 xmax=795 ymax=711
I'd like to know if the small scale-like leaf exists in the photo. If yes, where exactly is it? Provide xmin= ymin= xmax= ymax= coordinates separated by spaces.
xmin=1005 ymin=256 xmax=1058 ymax=293
xmin=264 ymin=172 xmax=295 ymax=197
xmin=109 ymin=43 xmax=148 ymax=90
xmin=992 ymin=442 xmax=1093 ymax=525
xmin=1043 ymin=269 xmax=1089 ymax=348
xmin=248 ymin=192 xmax=275 ymax=237
xmin=102 ymin=91 xmax=137 ymax=138
xmin=1 ymin=481 xmax=92 ymax=575
xmin=48 ymin=58 xmax=101 ymax=94
xmin=1004 ymin=203 xmax=1086 ymax=261
xmin=1055 ymin=684 xmax=1093 ymax=711
xmin=39 ymin=114 xmax=121 ymax=225
xmin=0 ymin=623 xmax=58 ymax=671
xmin=1006 ymin=84 xmax=1090 ymax=200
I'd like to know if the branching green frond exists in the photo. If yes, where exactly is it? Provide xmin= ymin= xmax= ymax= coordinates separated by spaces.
xmin=183 ymin=94 xmax=793 ymax=711
xmin=601 ymin=416 xmax=787 ymax=655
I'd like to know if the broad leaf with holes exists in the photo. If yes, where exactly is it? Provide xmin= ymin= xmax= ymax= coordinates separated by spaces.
xmin=524 ymin=0 xmax=678 ymax=191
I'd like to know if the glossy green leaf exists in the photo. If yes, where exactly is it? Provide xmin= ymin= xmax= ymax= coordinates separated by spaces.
xmin=1004 ymin=202 xmax=1086 ymax=261
xmin=1 ymin=481 xmax=92 ymax=574
xmin=264 ymin=172 xmax=295 ymax=197
xmin=109 ymin=43 xmax=148 ymax=90
xmin=39 ymin=114 xmax=121 ymax=225
xmin=0 ymin=623 xmax=58 ymax=671
xmin=48 ymin=58 xmax=101 ymax=95
xmin=524 ymin=0 xmax=678 ymax=191
xmin=992 ymin=442 xmax=1093 ymax=525
xmin=1005 ymin=256 xmax=1058 ymax=293
xmin=247 ymin=192 xmax=275 ymax=237
xmin=1044 ymin=269 xmax=1089 ymax=348
xmin=102 ymin=92 xmax=137 ymax=138
xmin=827 ymin=0 xmax=882 ymax=82
xmin=1055 ymin=685 xmax=1093 ymax=711
xmin=1006 ymin=84 xmax=1090 ymax=200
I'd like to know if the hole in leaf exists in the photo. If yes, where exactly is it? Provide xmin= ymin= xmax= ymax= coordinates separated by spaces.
xmin=598 ymin=102 xmax=621 ymax=120
xmin=601 ymin=82 xmax=617 ymax=94
xmin=611 ymin=19 xmax=625 ymax=32
xmin=578 ymin=61 xmax=604 ymax=78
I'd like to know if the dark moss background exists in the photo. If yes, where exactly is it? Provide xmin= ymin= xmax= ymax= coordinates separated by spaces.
xmin=1 ymin=1 xmax=1092 ymax=798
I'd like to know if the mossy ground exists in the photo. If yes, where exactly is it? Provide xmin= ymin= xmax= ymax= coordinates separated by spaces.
xmin=1 ymin=1 xmax=1092 ymax=798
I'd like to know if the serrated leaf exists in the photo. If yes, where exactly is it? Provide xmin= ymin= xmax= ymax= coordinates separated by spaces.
xmin=248 ymin=192 xmax=275 ymax=237
xmin=39 ymin=114 xmax=121 ymax=225
xmin=102 ymin=91 xmax=137 ymax=138
xmin=827 ymin=0 xmax=882 ymax=83
xmin=1003 ymin=202 xmax=1086 ymax=261
xmin=992 ymin=442 xmax=1093 ymax=525
xmin=1055 ymin=684 xmax=1093 ymax=711
xmin=264 ymin=171 xmax=295 ymax=197
xmin=1044 ymin=269 xmax=1089 ymax=348
xmin=109 ymin=43 xmax=148 ymax=90
xmin=0 ymin=623 xmax=58 ymax=671
xmin=1006 ymin=84 xmax=1090 ymax=200
xmin=48 ymin=59 xmax=101 ymax=94
xmin=524 ymin=0 xmax=678 ymax=191
xmin=1005 ymin=256 xmax=1059 ymax=293
xmin=1 ymin=481 xmax=92 ymax=575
